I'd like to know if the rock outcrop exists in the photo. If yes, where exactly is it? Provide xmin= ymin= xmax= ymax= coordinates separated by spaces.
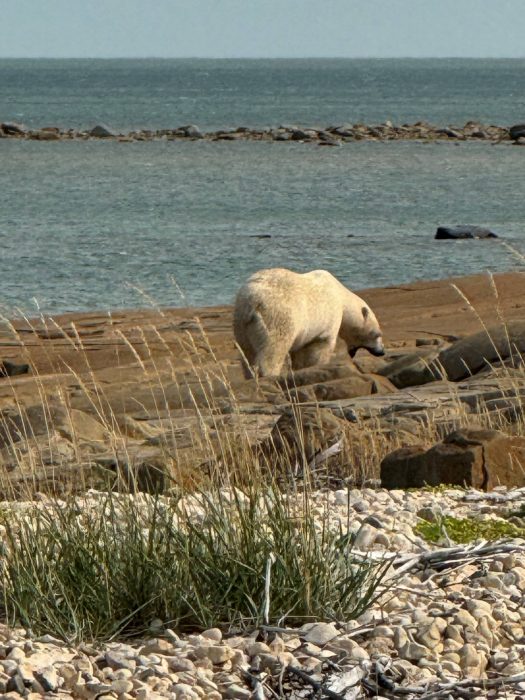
xmin=381 ymin=428 xmax=525 ymax=490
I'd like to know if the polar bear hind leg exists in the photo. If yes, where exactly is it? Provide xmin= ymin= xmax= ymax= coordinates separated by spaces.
xmin=235 ymin=309 xmax=291 ymax=378
xmin=290 ymin=337 xmax=333 ymax=370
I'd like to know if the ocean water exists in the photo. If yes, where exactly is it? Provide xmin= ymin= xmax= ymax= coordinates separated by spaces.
xmin=2 ymin=58 xmax=525 ymax=131
xmin=0 ymin=59 xmax=524 ymax=315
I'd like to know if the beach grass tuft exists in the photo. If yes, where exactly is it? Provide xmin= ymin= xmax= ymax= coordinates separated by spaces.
xmin=0 ymin=484 xmax=391 ymax=642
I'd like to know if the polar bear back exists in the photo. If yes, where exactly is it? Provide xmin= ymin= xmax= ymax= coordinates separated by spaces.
xmin=235 ymin=268 xmax=345 ymax=349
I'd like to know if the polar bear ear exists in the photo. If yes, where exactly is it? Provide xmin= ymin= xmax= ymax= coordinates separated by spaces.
xmin=361 ymin=306 xmax=369 ymax=319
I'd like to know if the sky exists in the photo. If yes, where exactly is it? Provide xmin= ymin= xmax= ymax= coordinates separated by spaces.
xmin=1 ymin=0 xmax=525 ymax=59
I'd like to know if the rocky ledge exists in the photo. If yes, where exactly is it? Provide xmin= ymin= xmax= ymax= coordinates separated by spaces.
xmin=0 ymin=271 xmax=524 ymax=496
xmin=2 ymin=120 xmax=525 ymax=145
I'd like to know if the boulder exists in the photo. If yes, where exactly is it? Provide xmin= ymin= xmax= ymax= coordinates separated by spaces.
xmin=1 ymin=122 xmax=26 ymax=135
xmin=509 ymin=124 xmax=525 ymax=141
xmin=180 ymin=124 xmax=203 ymax=138
xmin=31 ymin=130 xmax=61 ymax=141
xmin=381 ymin=428 xmax=525 ymax=490
xmin=291 ymin=128 xmax=318 ymax=141
xmin=437 ymin=321 xmax=525 ymax=381
xmin=89 ymin=124 xmax=115 ymax=138
xmin=435 ymin=226 xmax=498 ymax=240
xmin=377 ymin=352 xmax=441 ymax=388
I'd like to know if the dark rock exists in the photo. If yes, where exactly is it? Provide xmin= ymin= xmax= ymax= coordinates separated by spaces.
xmin=0 ymin=360 xmax=29 ymax=378
xmin=381 ymin=428 xmax=525 ymax=490
xmin=364 ymin=515 xmax=385 ymax=528
xmin=436 ymin=127 xmax=464 ymax=139
xmin=249 ymin=234 xmax=272 ymax=239
xmin=117 ymin=458 xmax=170 ymax=494
xmin=377 ymin=352 xmax=441 ymax=388
xmin=438 ymin=321 xmax=525 ymax=381
xmin=1 ymin=121 xmax=26 ymax=135
xmin=291 ymin=129 xmax=317 ymax=141
xmin=509 ymin=124 xmax=525 ymax=140
xmin=435 ymin=226 xmax=498 ymax=240
xmin=89 ymin=124 xmax=115 ymax=138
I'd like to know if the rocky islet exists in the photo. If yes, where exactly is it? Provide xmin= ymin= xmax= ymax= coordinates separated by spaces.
xmin=2 ymin=120 xmax=525 ymax=145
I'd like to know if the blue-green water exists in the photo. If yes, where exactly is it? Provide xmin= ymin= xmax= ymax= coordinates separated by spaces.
xmin=0 ymin=59 xmax=524 ymax=314
xmin=2 ymin=58 xmax=525 ymax=130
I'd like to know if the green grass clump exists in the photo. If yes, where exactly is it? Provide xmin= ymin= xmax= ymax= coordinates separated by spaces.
xmin=0 ymin=486 xmax=390 ymax=642
xmin=415 ymin=515 xmax=525 ymax=544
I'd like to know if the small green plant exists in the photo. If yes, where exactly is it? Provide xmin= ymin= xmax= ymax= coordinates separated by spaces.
xmin=415 ymin=515 xmax=525 ymax=544
xmin=0 ymin=485 xmax=391 ymax=642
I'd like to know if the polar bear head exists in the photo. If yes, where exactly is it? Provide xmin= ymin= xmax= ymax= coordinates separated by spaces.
xmin=340 ymin=305 xmax=385 ymax=359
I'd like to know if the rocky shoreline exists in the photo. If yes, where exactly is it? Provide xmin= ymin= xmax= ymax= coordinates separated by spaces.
xmin=2 ymin=120 xmax=525 ymax=145
xmin=0 ymin=271 xmax=525 ymax=697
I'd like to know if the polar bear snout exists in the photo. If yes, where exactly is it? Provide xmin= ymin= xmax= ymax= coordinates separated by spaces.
xmin=348 ymin=340 xmax=385 ymax=358
xmin=367 ymin=335 xmax=385 ymax=356
xmin=369 ymin=344 xmax=385 ymax=357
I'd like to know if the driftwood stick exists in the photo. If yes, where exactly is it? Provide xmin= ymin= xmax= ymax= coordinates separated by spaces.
xmin=417 ymin=670 xmax=525 ymax=700
xmin=286 ymin=666 xmax=348 ymax=699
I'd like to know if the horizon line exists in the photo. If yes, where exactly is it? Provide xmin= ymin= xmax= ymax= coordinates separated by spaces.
xmin=1 ymin=55 xmax=525 ymax=60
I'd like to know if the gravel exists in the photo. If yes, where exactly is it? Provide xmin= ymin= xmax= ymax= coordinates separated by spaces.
xmin=1 ymin=485 xmax=525 ymax=698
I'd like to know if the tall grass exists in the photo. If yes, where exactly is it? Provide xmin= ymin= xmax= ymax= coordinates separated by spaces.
xmin=0 ymin=485 xmax=391 ymax=642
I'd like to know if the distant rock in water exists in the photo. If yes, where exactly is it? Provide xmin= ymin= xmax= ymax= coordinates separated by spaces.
xmin=90 ymin=124 xmax=115 ymax=138
xmin=509 ymin=124 xmax=525 ymax=140
xmin=435 ymin=225 xmax=498 ymax=240
xmin=180 ymin=124 xmax=203 ymax=139
xmin=1 ymin=122 xmax=26 ymax=135
xmin=249 ymin=234 xmax=272 ymax=239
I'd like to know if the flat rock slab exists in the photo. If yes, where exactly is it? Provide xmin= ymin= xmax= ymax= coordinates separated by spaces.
xmin=317 ymin=374 xmax=525 ymax=430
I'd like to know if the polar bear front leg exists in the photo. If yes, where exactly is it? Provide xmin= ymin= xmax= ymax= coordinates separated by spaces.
xmin=255 ymin=344 xmax=290 ymax=377
xmin=290 ymin=337 xmax=333 ymax=370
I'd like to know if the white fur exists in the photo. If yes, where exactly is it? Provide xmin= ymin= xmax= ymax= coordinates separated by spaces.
xmin=233 ymin=268 xmax=384 ymax=378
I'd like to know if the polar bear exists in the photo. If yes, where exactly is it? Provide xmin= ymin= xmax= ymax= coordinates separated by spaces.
xmin=233 ymin=268 xmax=384 ymax=378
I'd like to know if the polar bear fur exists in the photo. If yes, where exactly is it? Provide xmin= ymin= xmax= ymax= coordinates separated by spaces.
xmin=233 ymin=268 xmax=384 ymax=378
